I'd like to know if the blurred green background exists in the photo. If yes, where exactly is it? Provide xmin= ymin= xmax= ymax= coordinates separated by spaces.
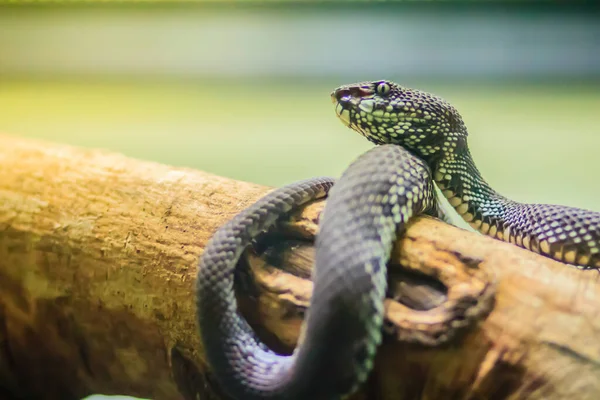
xmin=0 ymin=2 xmax=599 ymax=400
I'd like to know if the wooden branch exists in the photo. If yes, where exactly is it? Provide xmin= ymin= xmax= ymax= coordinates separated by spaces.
xmin=0 ymin=133 xmax=599 ymax=400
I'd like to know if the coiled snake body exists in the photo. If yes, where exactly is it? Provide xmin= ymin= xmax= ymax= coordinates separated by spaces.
xmin=196 ymin=80 xmax=600 ymax=399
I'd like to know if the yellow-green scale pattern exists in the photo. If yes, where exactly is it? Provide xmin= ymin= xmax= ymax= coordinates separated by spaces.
xmin=332 ymin=80 xmax=600 ymax=270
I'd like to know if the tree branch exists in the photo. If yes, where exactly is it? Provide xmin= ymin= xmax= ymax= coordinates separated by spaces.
xmin=0 ymin=134 xmax=598 ymax=400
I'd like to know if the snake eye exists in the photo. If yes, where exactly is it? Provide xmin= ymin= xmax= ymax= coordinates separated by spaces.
xmin=376 ymin=82 xmax=391 ymax=96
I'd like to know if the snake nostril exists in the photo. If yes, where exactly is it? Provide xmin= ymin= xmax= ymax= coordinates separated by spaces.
xmin=334 ymin=88 xmax=351 ymax=102
xmin=335 ymin=87 xmax=373 ymax=103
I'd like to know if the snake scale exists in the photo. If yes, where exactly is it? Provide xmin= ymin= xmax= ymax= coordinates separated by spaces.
xmin=196 ymin=80 xmax=600 ymax=400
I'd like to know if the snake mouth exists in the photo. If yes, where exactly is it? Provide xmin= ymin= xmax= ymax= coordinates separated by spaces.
xmin=331 ymin=83 xmax=400 ymax=131
xmin=332 ymin=91 xmax=374 ymax=130
xmin=333 ymin=95 xmax=395 ymax=137
xmin=334 ymin=99 xmax=388 ymax=145
xmin=331 ymin=83 xmax=377 ymax=129
xmin=334 ymin=101 xmax=353 ymax=127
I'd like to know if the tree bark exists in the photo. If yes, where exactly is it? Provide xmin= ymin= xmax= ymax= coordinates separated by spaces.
xmin=0 ymin=133 xmax=598 ymax=400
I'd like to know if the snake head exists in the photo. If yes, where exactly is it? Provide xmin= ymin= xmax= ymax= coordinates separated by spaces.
xmin=331 ymin=80 xmax=467 ymax=160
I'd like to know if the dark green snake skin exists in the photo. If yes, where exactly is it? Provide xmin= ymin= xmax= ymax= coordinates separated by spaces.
xmin=196 ymin=80 xmax=600 ymax=400
xmin=334 ymin=81 xmax=599 ymax=268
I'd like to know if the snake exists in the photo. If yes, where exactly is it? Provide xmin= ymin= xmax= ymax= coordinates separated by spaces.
xmin=196 ymin=80 xmax=600 ymax=400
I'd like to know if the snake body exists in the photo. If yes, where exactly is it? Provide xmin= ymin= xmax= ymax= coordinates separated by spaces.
xmin=333 ymin=81 xmax=600 ymax=269
xmin=197 ymin=80 xmax=600 ymax=400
